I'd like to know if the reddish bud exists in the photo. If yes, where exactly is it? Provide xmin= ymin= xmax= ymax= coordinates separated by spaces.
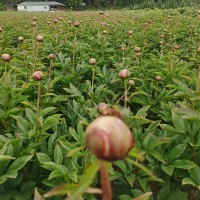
xmin=1 ymin=54 xmax=11 ymax=62
xmin=118 ymin=69 xmax=131 ymax=80
xmin=134 ymin=47 xmax=140 ymax=53
xmin=86 ymin=116 xmax=134 ymax=161
xmin=32 ymin=71 xmax=43 ymax=81
xmin=74 ymin=21 xmax=80 ymax=27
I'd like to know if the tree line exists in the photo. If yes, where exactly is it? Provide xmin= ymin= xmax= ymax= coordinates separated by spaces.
xmin=0 ymin=0 xmax=196 ymax=9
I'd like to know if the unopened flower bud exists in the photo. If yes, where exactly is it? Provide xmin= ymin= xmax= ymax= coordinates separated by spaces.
xmin=1 ymin=54 xmax=11 ymax=62
xmin=102 ymin=30 xmax=107 ymax=35
xmin=134 ymin=47 xmax=140 ymax=53
xmin=174 ymin=45 xmax=179 ymax=50
xmin=36 ymin=35 xmax=44 ymax=42
xmin=86 ymin=116 xmax=134 ymax=161
xmin=128 ymin=31 xmax=133 ymax=36
xmin=97 ymin=103 xmax=109 ymax=114
xmin=118 ymin=69 xmax=131 ymax=80
xmin=74 ymin=21 xmax=80 ymax=27
xmin=18 ymin=36 xmax=24 ymax=43
xmin=89 ymin=58 xmax=96 ymax=65
xmin=48 ymin=53 xmax=56 ymax=59
xmin=31 ymin=22 xmax=37 ymax=26
xmin=155 ymin=75 xmax=162 ymax=81
xmin=197 ymin=47 xmax=200 ymax=55
xmin=32 ymin=71 xmax=43 ymax=81
xmin=128 ymin=80 xmax=135 ymax=86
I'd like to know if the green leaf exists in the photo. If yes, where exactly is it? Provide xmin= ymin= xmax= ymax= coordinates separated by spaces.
xmin=128 ymin=148 xmax=145 ymax=162
xmin=171 ymin=160 xmax=196 ymax=169
xmin=54 ymin=144 xmax=63 ymax=164
xmin=136 ymin=106 xmax=150 ymax=117
xmin=8 ymin=155 xmax=33 ymax=171
xmin=151 ymin=151 xmax=166 ymax=164
xmin=0 ymin=155 xmax=15 ymax=161
xmin=66 ymin=160 xmax=100 ymax=200
xmin=126 ymin=158 xmax=162 ymax=182
xmin=161 ymin=164 xmax=174 ymax=176
xmin=133 ymin=192 xmax=152 ymax=200
xmin=36 ymin=153 xmax=51 ymax=164
xmin=25 ymin=108 xmax=36 ymax=125
xmin=189 ymin=166 xmax=200 ymax=185
xmin=182 ymin=177 xmax=197 ymax=187
xmin=40 ymin=107 xmax=57 ymax=118
xmin=167 ymin=144 xmax=186 ymax=163
xmin=167 ymin=191 xmax=188 ymax=200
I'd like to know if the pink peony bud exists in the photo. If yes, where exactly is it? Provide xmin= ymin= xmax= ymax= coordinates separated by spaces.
xmin=86 ymin=116 xmax=134 ymax=161
xmin=48 ymin=53 xmax=56 ymax=59
xmin=118 ymin=69 xmax=131 ymax=80
xmin=128 ymin=80 xmax=135 ymax=86
xmin=32 ymin=71 xmax=43 ymax=81
xmin=74 ymin=21 xmax=80 ymax=27
xmin=155 ymin=75 xmax=162 ymax=81
xmin=1 ymin=54 xmax=11 ymax=62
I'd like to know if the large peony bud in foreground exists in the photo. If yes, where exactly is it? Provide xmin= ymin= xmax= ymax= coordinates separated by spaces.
xmin=86 ymin=116 xmax=134 ymax=161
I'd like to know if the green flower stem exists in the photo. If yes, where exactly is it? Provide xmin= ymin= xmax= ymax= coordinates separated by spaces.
xmin=100 ymin=160 xmax=112 ymax=200
xmin=73 ymin=28 xmax=77 ymax=74
xmin=3 ymin=62 xmax=7 ymax=111
xmin=32 ymin=26 xmax=36 ymax=57
xmin=35 ymin=81 xmax=41 ymax=143
xmin=48 ymin=59 xmax=53 ymax=91
xmin=90 ymin=65 xmax=95 ymax=107
xmin=33 ymin=43 xmax=39 ymax=73
xmin=37 ymin=81 xmax=41 ymax=118
xmin=124 ymin=79 xmax=128 ymax=109
xmin=196 ymin=65 xmax=200 ymax=93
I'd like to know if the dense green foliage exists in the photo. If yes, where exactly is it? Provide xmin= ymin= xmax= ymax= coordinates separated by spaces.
xmin=0 ymin=7 xmax=200 ymax=200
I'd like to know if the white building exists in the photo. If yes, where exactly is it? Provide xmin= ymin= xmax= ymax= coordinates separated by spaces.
xmin=17 ymin=1 xmax=65 ymax=12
